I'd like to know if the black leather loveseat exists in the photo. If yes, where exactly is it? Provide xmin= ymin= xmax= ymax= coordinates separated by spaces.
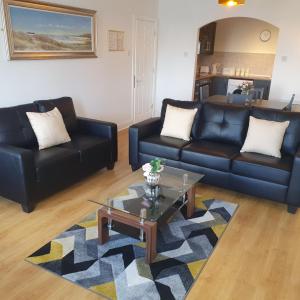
xmin=129 ymin=99 xmax=300 ymax=213
xmin=0 ymin=97 xmax=117 ymax=213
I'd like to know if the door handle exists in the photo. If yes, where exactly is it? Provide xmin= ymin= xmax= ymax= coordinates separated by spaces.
xmin=134 ymin=76 xmax=142 ymax=89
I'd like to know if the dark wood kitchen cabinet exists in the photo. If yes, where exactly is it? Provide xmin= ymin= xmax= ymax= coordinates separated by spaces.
xmin=199 ymin=22 xmax=216 ymax=55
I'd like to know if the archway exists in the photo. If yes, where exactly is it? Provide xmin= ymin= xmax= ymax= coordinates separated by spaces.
xmin=194 ymin=17 xmax=279 ymax=101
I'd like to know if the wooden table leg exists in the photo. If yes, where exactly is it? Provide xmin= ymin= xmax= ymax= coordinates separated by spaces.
xmin=98 ymin=209 xmax=109 ymax=245
xmin=145 ymin=222 xmax=157 ymax=264
xmin=186 ymin=186 xmax=196 ymax=218
xmin=97 ymin=208 xmax=158 ymax=263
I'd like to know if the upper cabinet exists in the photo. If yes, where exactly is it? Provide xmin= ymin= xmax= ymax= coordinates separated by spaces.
xmin=199 ymin=22 xmax=217 ymax=55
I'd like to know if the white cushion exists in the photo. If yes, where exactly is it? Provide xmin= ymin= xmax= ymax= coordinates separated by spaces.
xmin=241 ymin=116 xmax=290 ymax=158
xmin=160 ymin=105 xmax=198 ymax=141
xmin=26 ymin=107 xmax=71 ymax=150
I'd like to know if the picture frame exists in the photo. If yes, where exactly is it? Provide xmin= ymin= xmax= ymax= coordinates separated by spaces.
xmin=3 ymin=0 xmax=97 ymax=60
xmin=108 ymin=30 xmax=125 ymax=51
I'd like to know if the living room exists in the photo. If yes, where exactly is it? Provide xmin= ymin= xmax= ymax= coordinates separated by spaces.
xmin=0 ymin=0 xmax=300 ymax=300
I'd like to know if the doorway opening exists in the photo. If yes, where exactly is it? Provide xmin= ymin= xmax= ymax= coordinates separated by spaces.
xmin=194 ymin=17 xmax=279 ymax=101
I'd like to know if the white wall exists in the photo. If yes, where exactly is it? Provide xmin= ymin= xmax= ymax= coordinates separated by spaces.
xmin=215 ymin=17 xmax=279 ymax=54
xmin=0 ymin=0 xmax=158 ymax=129
xmin=156 ymin=0 xmax=300 ymax=114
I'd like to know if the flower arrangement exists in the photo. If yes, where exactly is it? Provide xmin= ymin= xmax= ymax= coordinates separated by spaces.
xmin=142 ymin=158 xmax=164 ymax=177
xmin=238 ymin=81 xmax=254 ymax=94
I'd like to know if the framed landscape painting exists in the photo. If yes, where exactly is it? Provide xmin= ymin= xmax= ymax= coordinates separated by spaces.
xmin=3 ymin=0 xmax=97 ymax=60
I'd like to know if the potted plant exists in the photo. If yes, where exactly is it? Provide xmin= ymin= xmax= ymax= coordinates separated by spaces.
xmin=142 ymin=158 xmax=164 ymax=187
xmin=238 ymin=81 xmax=254 ymax=95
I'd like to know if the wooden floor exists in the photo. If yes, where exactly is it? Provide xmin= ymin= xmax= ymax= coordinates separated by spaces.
xmin=1 ymin=129 xmax=300 ymax=300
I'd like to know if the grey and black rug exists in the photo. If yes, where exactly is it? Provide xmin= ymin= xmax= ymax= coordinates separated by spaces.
xmin=26 ymin=196 xmax=238 ymax=300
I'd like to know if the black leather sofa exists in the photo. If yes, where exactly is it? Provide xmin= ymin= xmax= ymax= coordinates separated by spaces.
xmin=0 ymin=97 xmax=118 ymax=213
xmin=129 ymin=99 xmax=300 ymax=213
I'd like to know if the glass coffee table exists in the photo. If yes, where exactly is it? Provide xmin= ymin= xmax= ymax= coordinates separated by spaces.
xmin=92 ymin=166 xmax=204 ymax=264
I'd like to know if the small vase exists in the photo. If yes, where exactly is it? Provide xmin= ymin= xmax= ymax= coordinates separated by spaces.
xmin=146 ymin=172 xmax=160 ymax=187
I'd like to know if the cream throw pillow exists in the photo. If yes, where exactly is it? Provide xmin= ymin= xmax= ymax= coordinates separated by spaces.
xmin=161 ymin=105 xmax=198 ymax=141
xmin=26 ymin=107 xmax=71 ymax=150
xmin=241 ymin=116 xmax=290 ymax=158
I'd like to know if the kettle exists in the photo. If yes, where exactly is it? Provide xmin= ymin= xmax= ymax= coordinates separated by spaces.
xmin=212 ymin=63 xmax=221 ymax=75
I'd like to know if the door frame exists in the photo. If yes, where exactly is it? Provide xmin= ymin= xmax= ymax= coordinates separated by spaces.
xmin=131 ymin=16 xmax=158 ymax=123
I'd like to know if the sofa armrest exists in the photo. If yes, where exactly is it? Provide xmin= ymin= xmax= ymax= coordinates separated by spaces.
xmin=0 ymin=145 xmax=36 ymax=212
xmin=77 ymin=117 xmax=118 ymax=163
xmin=129 ymin=118 xmax=162 ymax=170
xmin=287 ymin=147 xmax=300 ymax=208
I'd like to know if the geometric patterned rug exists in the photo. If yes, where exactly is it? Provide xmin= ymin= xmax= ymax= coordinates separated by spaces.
xmin=26 ymin=196 xmax=238 ymax=300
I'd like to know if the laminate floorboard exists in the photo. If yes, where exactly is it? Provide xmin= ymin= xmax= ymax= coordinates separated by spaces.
xmin=0 ymin=130 xmax=299 ymax=300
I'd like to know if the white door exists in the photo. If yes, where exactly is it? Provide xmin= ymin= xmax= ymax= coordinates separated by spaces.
xmin=133 ymin=18 xmax=157 ymax=123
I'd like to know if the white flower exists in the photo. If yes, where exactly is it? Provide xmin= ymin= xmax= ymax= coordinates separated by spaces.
xmin=142 ymin=163 xmax=152 ymax=173
xmin=143 ymin=171 xmax=150 ymax=177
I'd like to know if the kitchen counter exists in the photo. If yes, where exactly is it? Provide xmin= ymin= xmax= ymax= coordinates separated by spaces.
xmin=196 ymin=73 xmax=272 ymax=81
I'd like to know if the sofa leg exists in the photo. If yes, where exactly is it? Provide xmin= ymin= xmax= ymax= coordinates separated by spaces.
xmin=21 ymin=202 xmax=34 ymax=213
xmin=287 ymin=205 xmax=298 ymax=214
xmin=107 ymin=162 xmax=115 ymax=170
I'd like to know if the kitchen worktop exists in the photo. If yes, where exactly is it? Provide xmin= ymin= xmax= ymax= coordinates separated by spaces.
xmin=196 ymin=73 xmax=272 ymax=81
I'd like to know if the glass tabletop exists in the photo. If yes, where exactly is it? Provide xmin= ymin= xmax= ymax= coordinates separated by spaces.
xmin=91 ymin=166 xmax=204 ymax=222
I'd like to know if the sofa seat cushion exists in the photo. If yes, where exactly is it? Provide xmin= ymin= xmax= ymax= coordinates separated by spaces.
xmin=59 ymin=134 xmax=110 ymax=164
xmin=232 ymin=152 xmax=293 ymax=185
xmin=139 ymin=135 xmax=190 ymax=161
xmin=181 ymin=141 xmax=240 ymax=171
xmin=34 ymin=147 xmax=80 ymax=182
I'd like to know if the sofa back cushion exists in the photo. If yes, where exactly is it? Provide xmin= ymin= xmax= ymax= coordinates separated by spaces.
xmin=160 ymin=98 xmax=202 ymax=138
xmin=0 ymin=103 xmax=38 ymax=148
xmin=196 ymin=103 xmax=250 ymax=147
xmin=251 ymin=108 xmax=300 ymax=155
xmin=35 ymin=97 xmax=77 ymax=133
